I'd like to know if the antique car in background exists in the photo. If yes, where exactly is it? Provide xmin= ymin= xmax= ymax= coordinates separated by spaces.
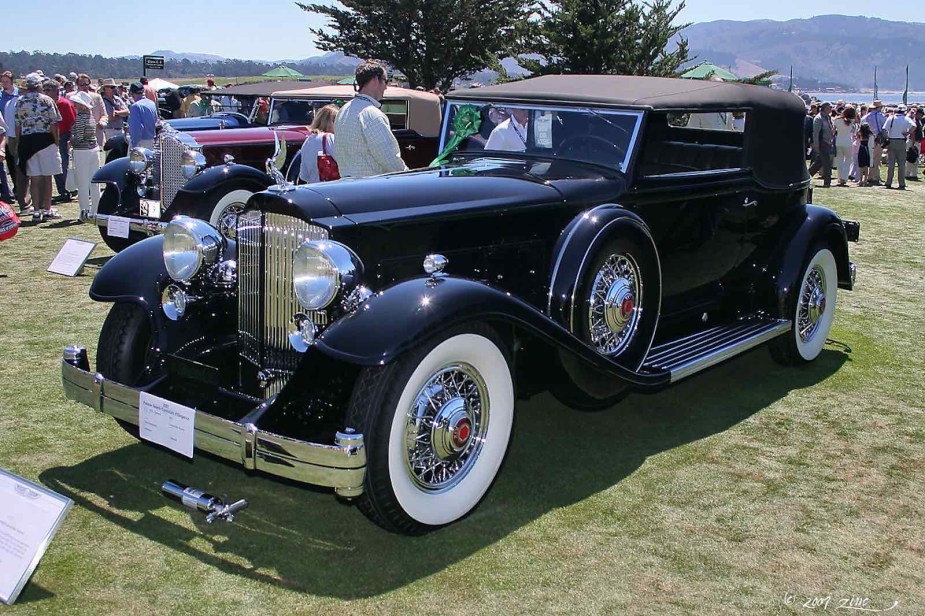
xmin=90 ymin=85 xmax=442 ymax=251
xmin=104 ymin=80 xmax=318 ymax=163
xmin=63 ymin=76 xmax=858 ymax=535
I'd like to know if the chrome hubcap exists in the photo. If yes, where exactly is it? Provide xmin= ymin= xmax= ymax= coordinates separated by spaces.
xmin=798 ymin=265 xmax=827 ymax=342
xmin=588 ymin=254 xmax=642 ymax=356
xmin=404 ymin=364 xmax=488 ymax=491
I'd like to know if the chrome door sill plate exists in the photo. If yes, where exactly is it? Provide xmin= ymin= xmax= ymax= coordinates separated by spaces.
xmin=643 ymin=317 xmax=791 ymax=383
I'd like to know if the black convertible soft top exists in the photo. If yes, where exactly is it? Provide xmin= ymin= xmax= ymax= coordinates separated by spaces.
xmin=450 ymin=75 xmax=809 ymax=189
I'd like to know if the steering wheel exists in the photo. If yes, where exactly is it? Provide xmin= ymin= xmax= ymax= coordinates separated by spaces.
xmin=556 ymin=134 xmax=626 ymax=166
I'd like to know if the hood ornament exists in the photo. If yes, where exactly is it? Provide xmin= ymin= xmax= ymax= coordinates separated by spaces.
xmin=266 ymin=131 xmax=295 ymax=192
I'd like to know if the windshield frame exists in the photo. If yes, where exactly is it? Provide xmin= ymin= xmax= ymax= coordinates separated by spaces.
xmin=438 ymin=100 xmax=645 ymax=173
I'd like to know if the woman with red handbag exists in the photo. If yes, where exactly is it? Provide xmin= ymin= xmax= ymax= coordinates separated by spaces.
xmin=298 ymin=105 xmax=340 ymax=184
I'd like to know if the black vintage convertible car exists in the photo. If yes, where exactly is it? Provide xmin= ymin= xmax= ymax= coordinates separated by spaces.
xmin=62 ymin=76 xmax=858 ymax=535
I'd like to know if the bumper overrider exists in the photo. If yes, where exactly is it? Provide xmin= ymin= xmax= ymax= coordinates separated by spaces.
xmin=61 ymin=348 xmax=366 ymax=497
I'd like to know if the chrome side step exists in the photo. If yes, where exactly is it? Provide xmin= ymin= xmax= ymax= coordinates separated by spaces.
xmin=643 ymin=317 xmax=791 ymax=383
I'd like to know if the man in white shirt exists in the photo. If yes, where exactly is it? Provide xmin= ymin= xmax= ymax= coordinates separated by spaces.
xmin=334 ymin=61 xmax=407 ymax=178
xmin=485 ymin=108 xmax=530 ymax=151
xmin=883 ymin=105 xmax=916 ymax=189
xmin=861 ymin=100 xmax=887 ymax=184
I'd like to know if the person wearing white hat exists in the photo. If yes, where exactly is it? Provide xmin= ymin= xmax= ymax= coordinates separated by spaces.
xmin=68 ymin=91 xmax=102 ymax=217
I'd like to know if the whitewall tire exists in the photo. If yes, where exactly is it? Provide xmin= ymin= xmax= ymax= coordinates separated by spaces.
xmin=208 ymin=189 xmax=252 ymax=236
xmin=348 ymin=326 xmax=514 ymax=534
xmin=771 ymin=246 xmax=838 ymax=364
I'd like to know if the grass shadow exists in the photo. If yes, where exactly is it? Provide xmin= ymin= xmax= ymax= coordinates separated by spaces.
xmin=40 ymin=347 xmax=847 ymax=600
xmin=10 ymin=583 xmax=55 ymax=605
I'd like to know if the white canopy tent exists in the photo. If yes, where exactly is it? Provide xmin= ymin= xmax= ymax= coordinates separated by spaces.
xmin=147 ymin=77 xmax=179 ymax=91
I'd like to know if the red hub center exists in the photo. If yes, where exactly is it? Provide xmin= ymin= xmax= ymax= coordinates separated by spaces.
xmin=452 ymin=419 xmax=472 ymax=447
xmin=620 ymin=297 xmax=635 ymax=317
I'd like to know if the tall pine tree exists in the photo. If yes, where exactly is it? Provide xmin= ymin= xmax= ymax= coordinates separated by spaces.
xmin=519 ymin=0 xmax=691 ymax=77
xmin=297 ymin=0 xmax=532 ymax=91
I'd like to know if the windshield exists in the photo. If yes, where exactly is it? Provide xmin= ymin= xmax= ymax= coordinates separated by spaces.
xmin=439 ymin=102 xmax=643 ymax=172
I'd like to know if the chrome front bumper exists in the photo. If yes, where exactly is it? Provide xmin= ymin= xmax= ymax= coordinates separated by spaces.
xmin=61 ymin=353 xmax=366 ymax=497
xmin=91 ymin=212 xmax=167 ymax=237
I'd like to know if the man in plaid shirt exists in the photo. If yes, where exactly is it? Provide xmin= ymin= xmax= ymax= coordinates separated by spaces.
xmin=334 ymin=61 xmax=408 ymax=178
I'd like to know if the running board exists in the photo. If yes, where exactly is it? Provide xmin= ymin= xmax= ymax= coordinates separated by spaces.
xmin=643 ymin=317 xmax=791 ymax=383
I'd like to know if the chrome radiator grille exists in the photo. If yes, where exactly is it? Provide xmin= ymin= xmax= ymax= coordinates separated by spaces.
xmin=237 ymin=211 xmax=329 ymax=397
xmin=158 ymin=130 xmax=188 ymax=209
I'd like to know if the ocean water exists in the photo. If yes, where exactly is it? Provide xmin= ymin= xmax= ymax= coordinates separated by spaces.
xmin=804 ymin=91 xmax=925 ymax=105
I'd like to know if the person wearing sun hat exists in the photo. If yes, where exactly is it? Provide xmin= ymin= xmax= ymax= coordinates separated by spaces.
xmin=14 ymin=72 xmax=62 ymax=221
xmin=68 ymin=91 xmax=102 ymax=218
xmin=862 ymin=100 xmax=887 ymax=184
xmin=100 ymin=78 xmax=129 ymax=143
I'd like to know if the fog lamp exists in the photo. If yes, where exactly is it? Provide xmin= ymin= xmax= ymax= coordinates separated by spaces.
xmin=288 ymin=314 xmax=318 ymax=352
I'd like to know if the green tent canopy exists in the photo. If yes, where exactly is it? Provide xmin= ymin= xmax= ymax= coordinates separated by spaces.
xmin=336 ymin=76 xmax=356 ymax=85
xmin=680 ymin=62 xmax=740 ymax=82
xmin=262 ymin=66 xmax=304 ymax=78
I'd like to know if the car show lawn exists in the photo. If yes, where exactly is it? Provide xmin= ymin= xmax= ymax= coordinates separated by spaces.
xmin=0 ymin=182 xmax=922 ymax=614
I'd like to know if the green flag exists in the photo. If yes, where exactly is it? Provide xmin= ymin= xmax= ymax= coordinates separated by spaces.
xmin=903 ymin=65 xmax=909 ymax=105
xmin=787 ymin=66 xmax=793 ymax=93
xmin=873 ymin=66 xmax=878 ymax=101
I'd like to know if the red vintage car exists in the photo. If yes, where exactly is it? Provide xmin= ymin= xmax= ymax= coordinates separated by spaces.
xmin=91 ymin=86 xmax=442 ymax=251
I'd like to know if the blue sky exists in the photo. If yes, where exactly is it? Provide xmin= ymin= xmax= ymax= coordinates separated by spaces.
xmin=5 ymin=1 xmax=901 ymax=61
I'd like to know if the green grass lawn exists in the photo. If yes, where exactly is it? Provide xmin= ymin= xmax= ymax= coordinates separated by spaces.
xmin=0 ymin=176 xmax=922 ymax=614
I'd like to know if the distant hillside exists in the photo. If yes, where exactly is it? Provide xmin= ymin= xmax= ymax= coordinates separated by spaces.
xmin=682 ymin=15 xmax=925 ymax=89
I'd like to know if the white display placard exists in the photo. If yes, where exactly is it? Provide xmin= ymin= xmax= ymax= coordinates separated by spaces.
xmin=139 ymin=392 xmax=196 ymax=458
xmin=46 ymin=238 xmax=97 ymax=277
xmin=0 ymin=468 xmax=72 ymax=605
xmin=107 ymin=216 xmax=131 ymax=238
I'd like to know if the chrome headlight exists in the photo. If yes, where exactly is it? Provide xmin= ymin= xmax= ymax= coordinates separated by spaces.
xmin=163 ymin=216 xmax=223 ymax=282
xmin=128 ymin=147 xmax=152 ymax=175
xmin=180 ymin=149 xmax=207 ymax=179
xmin=292 ymin=241 xmax=361 ymax=310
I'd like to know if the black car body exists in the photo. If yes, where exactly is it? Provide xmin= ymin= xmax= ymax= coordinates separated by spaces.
xmin=62 ymin=76 xmax=858 ymax=535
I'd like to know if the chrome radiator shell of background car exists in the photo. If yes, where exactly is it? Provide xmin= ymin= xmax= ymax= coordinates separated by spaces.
xmin=157 ymin=129 xmax=189 ymax=210
xmin=237 ymin=210 xmax=329 ymax=397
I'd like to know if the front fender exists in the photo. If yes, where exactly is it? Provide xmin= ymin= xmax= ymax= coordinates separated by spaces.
xmin=166 ymin=164 xmax=273 ymax=219
xmin=314 ymin=276 xmax=669 ymax=389
xmin=90 ymin=235 xmax=167 ymax=311
xmin=92 ymin=157 xmax=132 ymax=193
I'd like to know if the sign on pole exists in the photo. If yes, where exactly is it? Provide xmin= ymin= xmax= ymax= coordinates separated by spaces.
xmin=142 ymin=55 xmax=165 ymax=77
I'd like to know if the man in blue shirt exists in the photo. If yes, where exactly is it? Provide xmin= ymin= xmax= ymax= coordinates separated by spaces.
xmin=127 ymin=82 xmax=158 ymax=149
xmin=861 ymin=100 xmax=887 ymax=185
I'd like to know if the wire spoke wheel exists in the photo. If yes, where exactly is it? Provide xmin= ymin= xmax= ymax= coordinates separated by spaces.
xmin=404 ymin=363 xmax=489 ymax=492
xmin=587 ymin=253 xmax=643 ymax=356
xmin=797 ymin=265 xmax=827 ymax=343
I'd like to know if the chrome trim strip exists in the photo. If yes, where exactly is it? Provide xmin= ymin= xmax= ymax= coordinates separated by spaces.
xmin=648 ymin=319 xmax=791 ymax=383
xmin=61 ymin=358 xmax=366 ymax=496
xmin=93 ymin=213 xmax=167 ymax=236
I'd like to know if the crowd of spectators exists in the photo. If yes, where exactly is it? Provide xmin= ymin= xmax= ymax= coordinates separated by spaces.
xmin=806 ymin=99 xmax=923 ymax=189
xmin=0 ymin=69 xmax=175 ymax=222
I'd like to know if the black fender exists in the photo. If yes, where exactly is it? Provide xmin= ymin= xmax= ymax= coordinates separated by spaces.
xmin=92 ymin=157 xmax=132 ymax=192
xmin=166 ymin=164 xmax=272 ymax=220
xmin=546 ymin=204 xmax=662 ymax=366
xmin=89 ymin=234 xmax=238 ymax=355
xmin=750 ymin=204 xmax=852 ymax=320
xmin=313 ymin=275 xmax=669 ymax=389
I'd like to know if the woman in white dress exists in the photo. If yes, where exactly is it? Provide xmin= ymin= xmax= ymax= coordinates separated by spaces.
xmin=834 ymin=106 xmax=857 ymax=186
